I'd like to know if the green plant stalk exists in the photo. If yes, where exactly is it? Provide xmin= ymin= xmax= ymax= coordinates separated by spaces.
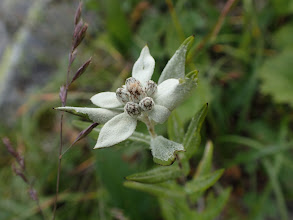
xmin=263 ymin=159 xmax=288 ymax=220
xmin=165 ymin=0 xmax=185 ymax=41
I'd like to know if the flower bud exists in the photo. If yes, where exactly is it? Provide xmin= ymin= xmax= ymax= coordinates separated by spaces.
xmin=125 ymin=77 xmax=146 ymax=103
xmin=139 ymin=97 xmax=154 ymax=112
xmin=144 ymin=80 xmax=157 ymax=97
xmin=124 ymin=102 xmax=141 ymax=117
xmin=116 ymin=88 xmax=130 ymax=104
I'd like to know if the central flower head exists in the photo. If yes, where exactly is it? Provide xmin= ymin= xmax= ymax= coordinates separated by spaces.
xmin=125 ymin=77 xmax=146 ymax=103
xmin=116 ymin=77 xmax=157 ymax=118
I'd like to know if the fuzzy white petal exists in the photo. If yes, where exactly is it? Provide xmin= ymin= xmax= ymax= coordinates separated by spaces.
xmin=90 ymin=92 xmax=122 ymax=108
xmin=158 ymin=49 xmax=186 ymax=84
xmin=154 ymin=78 xmax=196 ymax=111
xmin=148 ymin=104 xmax=171 ymax=124
xmin=56 ymin=107 xmax=121 ymax=124
xmin=94 ymin=112 xmax=137 ymax=149
xmin=132 ymin=46 xmax=155 ymax=84
xmin=153 ymin=79 xmax=179 ymax=110
xmin=158 ymin=36 xmax=194 ymax=84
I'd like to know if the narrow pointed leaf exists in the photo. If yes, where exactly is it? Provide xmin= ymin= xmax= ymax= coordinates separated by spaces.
xmin=185 ymin=169 xmax=224 ymax=195
xmin=158 ymin=36 xmax=194 ymax=84
xmin=124 ymin=181 xmax=185 ymax=199
xmin=55 ymin=106 xmax=121 ymax=124
xmin=195 ymin=140 xmax=214 ymax=178
xmin=158 ymin=198 xmax=177 ymax=220
xmin=72 ymin=120 xmax=151 ymax=145
xmin=126 ymin=166 xmax=182 ymax=184
xmin=167 ymin=110 xmax=184 ymax=143
xmin=192 ymin=188 xmax=231 ymax=220
xmin=151 ymin=136 xmax=185 ymax=166
xmin=183 ymin=103 xmax=208 ymax=159
xmin=205 ymin=188 xmax=231 ymax=219
xmin=229 ymin=144 xmax=292 ymax=165
xmin=263 ymin=160 xmax=289 ymax=220
xmin=186 ymin=69 xmax=199 ymax=79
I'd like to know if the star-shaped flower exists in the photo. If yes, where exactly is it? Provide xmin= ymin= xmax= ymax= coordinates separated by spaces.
xmin=57 ymin=36 xmax=197 ymax=165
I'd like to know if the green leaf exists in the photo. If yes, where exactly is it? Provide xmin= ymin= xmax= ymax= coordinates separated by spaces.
xmin=150 ymin=136 xmax=185 ymax=166
xmin=95 ymin=146 xmax=156 ymax=219
xmin=167 ymin=110 xmax=184 ymax=143
xmin=124 ymin=182 xmax=185 ymax=199
xmin=192 ymin=188 xmax=231 ymax=220
xmin=158 ymin=196 xmax=192 ymax=220
xmin=158 ymin=198 xmax=177 ymax=220
xmin=176 ymin=78 xmax=212 ymax=124
xmin=185 ymin=69 xmax=199 ymax=80
xmin=271 ymin=0 xmax=293 ymax=15
xmin=219 ymin=135 xmax=263 ymax=150
xmin=158 ymin=36 xmax=194 ymax=84
xmin=259 ymin=49 xmax=293 ymax=107
xmin=72 ymin=120 xmax=151 ymax=145
xmin=179 ymin=35 xmax=194 ymax=55
xmin=272 ymin=23 xmax=293 ymax=50
xmin=185 ymin=169 xmax=224 ymax=195
xmin=158 ymin=187 xmax=230 ymax=220
xmin=125 ymin=166 xmax=182 ymax=184
xmin=219 ymin=135 xmax=289 ymax=219
xmin=263 ymin=160 xmax=289 ymax=220
xmin=183 ymin=103 xmax=208 ymax=159
xmin=230 ymin=143 xmax=293 ymax=165
xmin=195 ymin=141 xmax=214 ymax=178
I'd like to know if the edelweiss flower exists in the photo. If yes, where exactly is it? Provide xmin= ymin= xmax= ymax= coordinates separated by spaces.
xmin=57 ymin=36 xmax=197 ymax=165
xmin=90 ymin=46 xmax=183 ymax=148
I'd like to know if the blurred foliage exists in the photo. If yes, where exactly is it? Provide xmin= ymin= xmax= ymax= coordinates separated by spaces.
xmin=1 ymin=0 xmax=293 ymax=219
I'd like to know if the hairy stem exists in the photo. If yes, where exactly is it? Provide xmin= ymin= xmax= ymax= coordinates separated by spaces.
xmin=142 ymin=115 xmax=157 ymax=139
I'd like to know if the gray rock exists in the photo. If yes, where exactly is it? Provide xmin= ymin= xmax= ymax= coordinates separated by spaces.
xmin=0 ymin=22 xmax=9 ymax=59
xmin=0 ymin=0 xmax=85 ymax=125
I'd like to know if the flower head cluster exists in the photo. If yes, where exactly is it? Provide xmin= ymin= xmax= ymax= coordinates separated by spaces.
xmin=117 ymin=78 xmax=156 ymax=116
xmin=57 ymin=36 xmax=197 ymax=165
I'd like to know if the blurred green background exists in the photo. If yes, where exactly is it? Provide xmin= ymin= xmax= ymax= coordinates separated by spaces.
xmin=0 ymin=0 xmax=293 ymax=219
